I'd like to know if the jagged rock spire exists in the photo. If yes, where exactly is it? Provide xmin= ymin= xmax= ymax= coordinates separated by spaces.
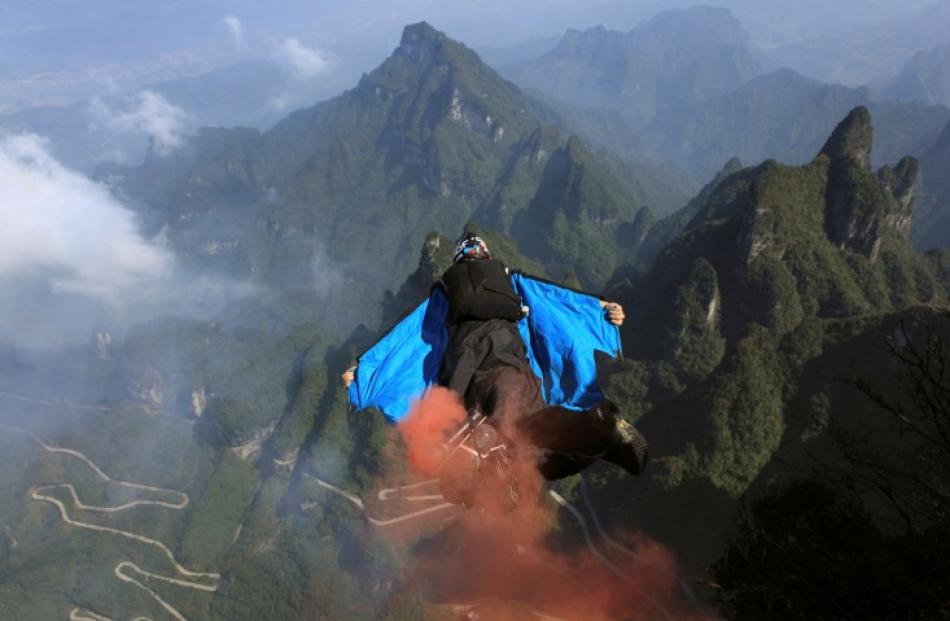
xmin=822 ymin=107 xmax=919 ymax=260
xmin=819 ymin=106 xmax=873 ymax=169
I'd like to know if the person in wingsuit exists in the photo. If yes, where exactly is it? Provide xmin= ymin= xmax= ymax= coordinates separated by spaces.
xmin=345 ymin=232 xmax=648 ymax=492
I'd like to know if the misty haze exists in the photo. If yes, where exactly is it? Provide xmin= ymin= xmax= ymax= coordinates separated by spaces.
xmin=2 ymin=1 xmax=950 ymax=620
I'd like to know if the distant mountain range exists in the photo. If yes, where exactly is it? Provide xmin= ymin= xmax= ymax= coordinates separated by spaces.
xmin=914 ymin=119 xmax=950 ymax=250
xmin=883 ymin=43 xmax=950 ymax=108
xmin=505 ymin=6 xmax=763 ymax=128
xmin=642 ymin=68 xmax=950 ymax=180
xmin=764 ymin=0 xmax=950 ymax=86
xmin=495 ymin=7 xmax=950 ymax=253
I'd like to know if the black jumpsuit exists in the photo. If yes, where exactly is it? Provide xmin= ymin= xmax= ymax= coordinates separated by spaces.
xmin=438 ymin=263 xmax=632 ymax=481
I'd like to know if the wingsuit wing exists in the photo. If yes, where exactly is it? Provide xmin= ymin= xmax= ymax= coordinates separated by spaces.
xmin=346 ymin=288 xmax=448 ymax=422
xmin=348 ymin=272 xmax=622 ymax=421
xmin=510 ymin=272 xmax=622 ymax=411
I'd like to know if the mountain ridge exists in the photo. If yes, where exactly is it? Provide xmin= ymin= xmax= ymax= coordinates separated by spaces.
xmin=111 ymin=22 xmax=691 ymax=334
xmin=504 ymin=6 xmax=763 ymax=127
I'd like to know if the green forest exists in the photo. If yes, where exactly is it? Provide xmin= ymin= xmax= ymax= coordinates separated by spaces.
xmin=1 ymin=19 xmax=949 ymax=621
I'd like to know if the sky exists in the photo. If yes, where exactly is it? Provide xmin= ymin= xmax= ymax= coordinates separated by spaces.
xmin=0 ymin=0 xmax=945 ymax=113
xmin=4 ymin=0 xmax=948 ymax=110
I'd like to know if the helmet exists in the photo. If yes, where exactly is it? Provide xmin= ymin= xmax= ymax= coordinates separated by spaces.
xmin=453 ymin=233 xmax=491 ymax=263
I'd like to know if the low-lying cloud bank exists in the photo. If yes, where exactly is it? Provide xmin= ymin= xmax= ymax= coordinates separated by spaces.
xmin=89 ymin=90 xmax=188 ymax=156
xmin=0 ymin=133 xmax=171 ymax=300
xmin=0 ymin=133 xmax=252 ymax=349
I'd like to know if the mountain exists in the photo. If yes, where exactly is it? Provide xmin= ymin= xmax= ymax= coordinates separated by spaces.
xmin=632 ymin=157 xmax=746 ymax=265
xmin=111 ymin=22 xmax=692 ymax=332
xmin=925 ymin=120 xmax=950 ymax=201
xmin=913 ymin=120 xmax=950 ymax=250
xmin=475 ymin=35 xmax=561 ymax=69
xmin=505 ymin=6 xmax=763 ymax=127
xmin=766 ymin=0 xmax=950 ymax=86
xmin=497 ymin=11 xmax=949 ymax=211
xmin=626 ymin=106 xmax=933 ymax=382
xmin=883 ymin=43 xmax=950 ymax=108
xmin=642 ymin=68 xmax=950 ymax=181
xmin=4 ymin=52 xmax=949 ymax=620
xmin=583 ymin=107 xmax=945 ymax=570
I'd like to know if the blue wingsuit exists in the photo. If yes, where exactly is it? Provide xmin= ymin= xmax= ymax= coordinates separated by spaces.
xmin=348 ymin=268 xmax=641 ymax=480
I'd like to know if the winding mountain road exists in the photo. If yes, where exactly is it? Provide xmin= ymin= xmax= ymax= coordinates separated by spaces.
xmin=306 ymin=475 xmax=458 ymax=527
xmin=1 ymin=424 xmax=218 ymax=621
xmin=305 ymin=472 xmax=636 ymax=577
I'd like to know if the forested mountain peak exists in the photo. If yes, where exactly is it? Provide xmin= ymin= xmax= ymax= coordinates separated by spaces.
xmin=623 ymin=107 xmax=939 ymax=375
xmin=584 ymin=112 xmax=948 ymax=573
xmin=111 ymin=22 xmax=686 ymax=333
xmin=818 ymin=107 xmax=919 ymax=258
xmin=818 ymin=105 xmax=874 ymax=168
xmin=397 ymin=21 xmax=448 ymax=58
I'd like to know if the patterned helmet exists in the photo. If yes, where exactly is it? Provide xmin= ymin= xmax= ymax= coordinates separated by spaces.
xmin=453 ymin=232 xmax=491 ymax=263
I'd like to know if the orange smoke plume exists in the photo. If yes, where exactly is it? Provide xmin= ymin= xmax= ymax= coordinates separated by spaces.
xmin=398 ymin=387 xmax=467 ymax=477
xmin=391 ymin=388 xmax=709 ymax=620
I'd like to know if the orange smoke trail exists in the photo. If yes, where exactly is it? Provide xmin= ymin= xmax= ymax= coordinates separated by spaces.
xmin=397 ymin=387 xmax=467 ymax=477
xmin=394 ymin=389 xmax=709 ymax=621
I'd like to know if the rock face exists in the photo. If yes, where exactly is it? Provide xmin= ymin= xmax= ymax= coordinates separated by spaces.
xmin=128 ymin=367 xmax=165 ymax=409
xmin=231 ymin=418 xmax=278 ymax=461
xmin=877 ymin=157 xmax=919 ymax=235
xmin=821 ymin=107 xmax=919 ymax=260
xmin=191 ymin=387 xmax=208 ymax=418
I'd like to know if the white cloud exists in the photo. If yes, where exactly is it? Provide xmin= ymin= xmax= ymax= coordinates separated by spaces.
xmin=273 ymin=37 xmax=333 ymax=79
xmin=266 ymin=93 xmax=291 ymax=112
xmin=91 ymin=90 xmax=187 ymax=156
xmin=0 ymin=134 xmax=172 ymax=302
xmin=221 ymin=15 xmax=244 ymax=49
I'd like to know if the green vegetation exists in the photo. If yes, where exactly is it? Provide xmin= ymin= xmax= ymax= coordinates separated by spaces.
xmin=3 ymin=17 xmax=949 ymax=620
xmin=113 ymin=22 xmax=693 ymax=337
xmin=662 ymin=258 xmax=726 ymax=383
xmin=178 ymin=451 xmax=259 ymax=569
xmin=700 ymin=326 xmax=784 ymax=495
xmin=713 ymin=480 xmax=950 ymax=621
